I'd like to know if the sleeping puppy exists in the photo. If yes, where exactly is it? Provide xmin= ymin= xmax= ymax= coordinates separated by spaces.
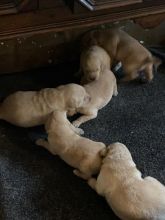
xmin=80 ymin=45 xmax=111 ymax=83
xmin=82 ymin=28 xmax=159 ymax=82
xmin=88 ymin=142 xmax=165 ymax=220
xmin=72 ymin=69 xmax=117 ymax=128
xmin=0 ymin=83 xmax=90 ymax=127
xmin=36 ymin=111 xmax=106 ymax=180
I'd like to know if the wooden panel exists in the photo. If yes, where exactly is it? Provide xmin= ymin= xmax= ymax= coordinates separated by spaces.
xmin=0 ymin=18 xmax=164 ymax=74
xmin=77 ymin=0 xmax=142 ymax=11
xmin=0 ymin=30 xmax=81 ymax=74
xmin=39 ymin=0 xmax=64 ymax=10
xmin=134 ymin=13 xmax=165 ymax=29
xmin=1 ymin=0 xmax=11 ymax=3
xmin=87 ymin=0 xmax=139 ymax=4
xmin=0 ymin=0 xmax=164 ymax=40
xmin=0 ymin=0 xmax=38 ymax=15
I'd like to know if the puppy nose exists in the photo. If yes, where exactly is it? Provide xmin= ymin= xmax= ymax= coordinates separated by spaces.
xmin=89 ymin=76 xmax=96 ymax=81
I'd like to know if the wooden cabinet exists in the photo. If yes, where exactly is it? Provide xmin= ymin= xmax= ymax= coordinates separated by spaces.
xmin=0 ymin=0 xmax=38 ymax=15
xmin=0 ymin=0 xmax=164 ymax=39
xmin=0 ymin=0 xmax=164 ymax=73
xmin=76 ymin=0 xmax=142 ymax=11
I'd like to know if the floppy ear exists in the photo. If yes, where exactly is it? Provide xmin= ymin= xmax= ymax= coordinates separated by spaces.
xmin=100 ymin=147 xmax=108 ymax=157
xmin=67 ymin=97 xmax=78 ymax=108
xmin=152 ymin=56 xmax=162 ymax=69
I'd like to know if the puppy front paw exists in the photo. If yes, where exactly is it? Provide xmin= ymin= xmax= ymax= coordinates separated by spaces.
xmin=73 ymin=169 xmax=89 ymax=180
xmin=72 ymin=120 xmax=81 ymax=128
xmin=113 ymin=90 xmax=118 ymax=96
xmin=67 ymin=108 xmax=76 ymax=116
xmin=76 ymin=128 xmax=84 ymax=135
xmin=35 ymin=138 xmax=44 ymax=146
xmin=88 ymin=178 xmax=97 ymax=190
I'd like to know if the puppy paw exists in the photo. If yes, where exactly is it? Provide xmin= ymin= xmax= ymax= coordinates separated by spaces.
xmin=113 ymin=90 xmax=118 ymax=96
xmin=35 ymin=138 xmax=44 ymax=146
xmin=76 ymin=128 xmax=84 ymax=135
xmin=67 ymin=108 xmax=76 ymax=116
xmin=88 ymin=178 xmax=97 ymax=190
xmin=72 ymin=120 xmax=80 ymax=128
xmin=73 ymin=169 xmax=89 ymax=180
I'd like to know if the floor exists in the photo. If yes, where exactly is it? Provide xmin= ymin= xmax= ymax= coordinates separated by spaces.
xmin=0 ymin=62 xmax=164 ymax=220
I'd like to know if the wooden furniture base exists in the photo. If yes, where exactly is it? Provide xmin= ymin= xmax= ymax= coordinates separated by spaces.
xmin=0 ymin=0 xmax=164 ymax=73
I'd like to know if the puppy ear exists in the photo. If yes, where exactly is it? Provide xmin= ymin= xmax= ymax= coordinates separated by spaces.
xmin=68 ymin=97 xmax=78 ymax=108
xmin=152 ymin=56 xmax=162 ymax=69
xmin=100 ymin=147 xmax=108 ymax=157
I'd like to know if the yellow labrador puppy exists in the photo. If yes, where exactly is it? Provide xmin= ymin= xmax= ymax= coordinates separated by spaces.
xmin=0 ymin=83 xmax=90 ymax=127
xmin=88 ymin=142 xmax=165 ymax=220
xmin=36 ymin=111 xmax=106 ymax=180
xmin=80 ymin=45 xmax=111 ymax=83
xmin=72 ymin=69 xmax=117 ymax=128
xmin=82 ymin=28 xmax=158 ymax=82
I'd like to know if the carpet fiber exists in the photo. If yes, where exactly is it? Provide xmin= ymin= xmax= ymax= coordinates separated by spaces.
xmin=0 ymin=63 xmax=164 ymax=220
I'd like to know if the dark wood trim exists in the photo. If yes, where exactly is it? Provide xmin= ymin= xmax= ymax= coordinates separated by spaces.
xmin=0 ymin=0 xmax=164 ymax=74
xmin=0 ymin=1 xmax=164 ymax=40
xmin=77 ymin=0 xmax=142 ymax=11
xmin=0 ymin=0 xmax=38 ymax=15
xmin=0 ymin=1 xmax=17 ymax=15
xmin=39 ymin=0 xmax=63 ymax=10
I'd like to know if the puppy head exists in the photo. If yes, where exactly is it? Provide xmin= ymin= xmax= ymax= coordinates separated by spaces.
xmin=139 ymin=55 xmax=162 ymax=82
xmin=61 ymin=83 xmax=90 ymax=109
xmin=82 ymin=58 xmax=101 ymax=83
xmin=81 ymin=48 xmax=103 ymax=83
xmin=102 ymin=142 xmax=133 ymax=163
xmin=81 ymin=46 xmax=110 ymax=83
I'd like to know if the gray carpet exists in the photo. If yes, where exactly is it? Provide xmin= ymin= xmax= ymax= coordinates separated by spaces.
xmin=0 ymin=63 xmax=164 ymax=220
